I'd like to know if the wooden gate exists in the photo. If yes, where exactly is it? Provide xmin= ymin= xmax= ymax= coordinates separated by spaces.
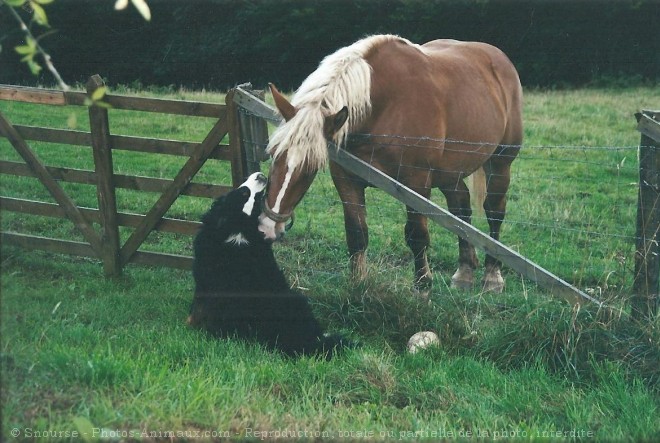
xmin=0 ymin=75 xmax=254 ymax=276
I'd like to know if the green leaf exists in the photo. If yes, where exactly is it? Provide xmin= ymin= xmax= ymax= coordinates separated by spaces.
xmin=94 ymin=101 xmax=113 ymax=109
xmin=30 ymin=1 xmax=49 ymax=26
xmin=85 ymin=95 xmax=113 ymax=109
xmin=33 ymin=0 xmax=55 ymax=4
xmin=4 ymin=0 xmax=27 ymax=7
xmin=15 ymin=44 xmax=36 ymax=56
xmin=91 ymin=86 xmax=107 ymax=102
xmin=16 ymin=37 xmax=38 ymax=53
xmin=27 ymin=59 xmax=42 ymax=75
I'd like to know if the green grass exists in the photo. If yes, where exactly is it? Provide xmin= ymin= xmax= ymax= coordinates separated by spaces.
xmin=2 ymin=86 xmax=659 ymax=441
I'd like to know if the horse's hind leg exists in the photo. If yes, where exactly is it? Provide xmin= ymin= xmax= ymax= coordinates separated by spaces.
xmin=405 ymin=206 xmax=432 ymax=294
xmin=481 ymin=147 xmax=518 ymax=293
xmin=440 ymin=179 xmax=479 ymax=290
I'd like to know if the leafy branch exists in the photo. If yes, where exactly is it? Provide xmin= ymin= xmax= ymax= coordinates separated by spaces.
xmin=2 ymin=0 xmax=151 ymax=91
xmin=3 ymin=0 xmax=70 ymax=90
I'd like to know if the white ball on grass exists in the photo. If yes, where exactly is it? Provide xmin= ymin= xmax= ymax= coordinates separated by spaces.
xmin=407 ymin=331 xmax=440 ymax=354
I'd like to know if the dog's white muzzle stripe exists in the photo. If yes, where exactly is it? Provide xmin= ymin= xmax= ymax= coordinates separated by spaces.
xmin=241 ymin=172 xmax=268 ymax=215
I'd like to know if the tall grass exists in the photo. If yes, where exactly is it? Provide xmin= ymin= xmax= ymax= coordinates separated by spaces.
xmin=1 ymin=86 xmax=659 ymax=441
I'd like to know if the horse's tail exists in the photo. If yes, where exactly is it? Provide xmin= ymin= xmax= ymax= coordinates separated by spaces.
xmin=469 ymin=167 xmax=487 ymax=215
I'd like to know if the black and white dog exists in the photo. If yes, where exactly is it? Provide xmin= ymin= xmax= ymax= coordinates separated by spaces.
xmin=188 ymin=172 xmax=347 ymax=358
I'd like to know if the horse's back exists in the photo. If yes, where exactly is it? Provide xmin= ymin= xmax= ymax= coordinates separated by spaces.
xmin=368 ymin=38 xmax=521 ymax=128
xmin=355 ymin=37 xmax=522 ymax=186
xmin=421 ymin=39 xmax=522 ymax=120
xmin=365 ymin=38 xmax=521 ymax=150
xmin=421 ymin=39 xmax=514 ymax=68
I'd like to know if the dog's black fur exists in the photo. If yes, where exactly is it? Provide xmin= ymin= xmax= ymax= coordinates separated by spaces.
xmin=188 ymin=178 xmax=346 ymax=358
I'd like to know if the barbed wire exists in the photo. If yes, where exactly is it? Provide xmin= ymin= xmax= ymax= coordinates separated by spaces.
xmin=236 ymin=106 xmax=649 ymax=152
xmin=236 ymin=134 xmax=644 ymax=241
xmin=233 ymin=106 xmax=652 ymax=294
xmin=236 ymin=136 xmax=644 ymax=156
xmin=237 ymin=137 xmax=641 ymax=177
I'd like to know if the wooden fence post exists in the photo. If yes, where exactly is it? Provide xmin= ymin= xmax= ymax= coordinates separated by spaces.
xmin=632 ymin=110 xmax=660 ymax=320
xmin=87 ymin=75 xmax=121 ymax=277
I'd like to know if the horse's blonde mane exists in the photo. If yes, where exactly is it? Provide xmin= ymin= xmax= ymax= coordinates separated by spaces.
xmin=268 ymin=34 xmax=412 ymax=170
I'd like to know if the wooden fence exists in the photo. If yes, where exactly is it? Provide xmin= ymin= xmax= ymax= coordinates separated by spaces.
xmin=0 ymin=75 xmax=258 ymax=276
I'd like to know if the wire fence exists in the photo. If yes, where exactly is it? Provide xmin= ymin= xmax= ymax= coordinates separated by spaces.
xmin=238 ymin=123 xmax=643 ymax=300
xmin=1 ymin=86 xmax=656 ymax=313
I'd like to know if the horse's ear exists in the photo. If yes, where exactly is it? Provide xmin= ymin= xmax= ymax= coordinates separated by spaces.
xmin=269 ymin=83 xmax=296 ymax=122
xmin=324 ymin=106 xmax=349 ymax=139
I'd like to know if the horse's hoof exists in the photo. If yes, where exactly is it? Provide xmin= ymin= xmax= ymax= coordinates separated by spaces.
xmin=451 ymin=265 xmax=474 ymax=290
xmin=414 ymin=274 xmax=432 ymax=301
xmin=482 ymin=280 xmax=505 ymax=293
xmin=482 ymin=269 xmax=505 ymax=293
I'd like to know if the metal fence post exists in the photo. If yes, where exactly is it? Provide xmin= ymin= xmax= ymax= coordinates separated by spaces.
xmin=236 ymin=84 xmax=269 ymax=175
xmin=225 ymin=88 xmax=247 ymax=187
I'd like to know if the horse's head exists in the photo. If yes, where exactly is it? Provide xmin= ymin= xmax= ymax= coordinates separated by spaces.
xmin=259 ymin=83 xmax=348 ymax=241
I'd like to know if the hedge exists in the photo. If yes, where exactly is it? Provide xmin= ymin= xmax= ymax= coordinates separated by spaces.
xmin=1 ymin=0 xmax=658 ymax=89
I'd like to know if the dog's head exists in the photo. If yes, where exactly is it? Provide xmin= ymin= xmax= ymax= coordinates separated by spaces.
xmin=200 ymin=172 xmax=268 ymax=247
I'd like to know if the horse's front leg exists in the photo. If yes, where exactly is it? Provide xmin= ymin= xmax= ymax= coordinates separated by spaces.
xmin=405 ymin=207 xmax=433 ymax=294
xmin=344 ymin=195 xmax=369 ymax=282
xmin=331 ymin=164 xmax=369 ymax=282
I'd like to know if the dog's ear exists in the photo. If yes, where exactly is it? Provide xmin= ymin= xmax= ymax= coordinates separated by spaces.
xmin=201 ymin=193 xmax=230 ymax=226
xmin=201 ymin=204 xmax=226 ymax=227
xmin=201 ymin=187 xmax=252 ymax=228
xmin=237 ymin=186 xmax=251 ymax=201
xmin=226 ymin=186 xmax=251 ymax=209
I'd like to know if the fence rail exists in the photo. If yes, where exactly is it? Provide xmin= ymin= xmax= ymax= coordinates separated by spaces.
xmin=1 ymin=84 xmax=225 ymax=117
xmin=0 ymin=75 xmax=251 ymax=276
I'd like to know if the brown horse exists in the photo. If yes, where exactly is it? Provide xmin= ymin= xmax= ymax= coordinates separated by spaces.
xmin=259 ymin=35 xmax=522 ymax=293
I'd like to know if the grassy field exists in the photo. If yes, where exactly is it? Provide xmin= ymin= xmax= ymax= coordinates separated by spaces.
xmin=1 ymin=86 xmax=659 ymax=441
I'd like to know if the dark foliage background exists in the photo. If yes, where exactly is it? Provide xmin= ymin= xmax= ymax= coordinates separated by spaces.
xmin=1 ymin=0 xmax=659 ymax=89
